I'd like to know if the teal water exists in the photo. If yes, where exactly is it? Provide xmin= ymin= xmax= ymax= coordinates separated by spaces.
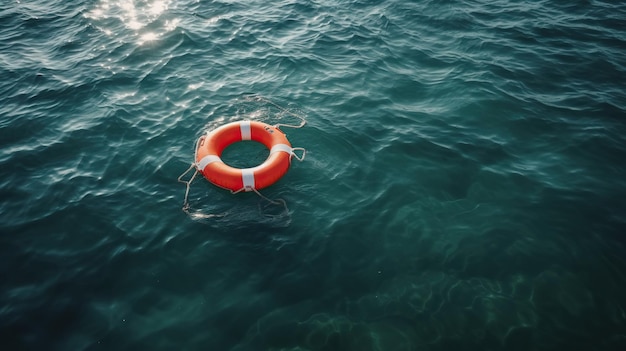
xmin=2 ymin=0 xmax=626 ymax=350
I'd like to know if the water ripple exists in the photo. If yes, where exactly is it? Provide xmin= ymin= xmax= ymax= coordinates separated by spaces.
xmin=2 ymin=0 xmax=626 ymax=349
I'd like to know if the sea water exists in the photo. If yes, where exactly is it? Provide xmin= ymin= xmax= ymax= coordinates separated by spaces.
xmin=1 ymin=0 xmax=625 ymax=350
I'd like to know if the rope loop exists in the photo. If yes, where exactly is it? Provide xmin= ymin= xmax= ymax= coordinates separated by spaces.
xmin=177 ymin=163 xmax=198 ymax=212
xmin=251 ymin=188 xmax=289 ymax=217
xmin=244 ymin=94 xmax=306 ymax=130
xmin=291 ymin=147 xmax=306 ymax=162
xmin=178 ymin=163 xmax=227 ymax=219
xmin=274 ymin=117 xmax=306 ymax=130
xmin=229 ymin=186 xmax=289 ymax=217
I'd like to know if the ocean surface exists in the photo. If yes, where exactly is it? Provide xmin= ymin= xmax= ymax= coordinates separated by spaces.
xmin=1 ymin=0 xmax=626 ymax=350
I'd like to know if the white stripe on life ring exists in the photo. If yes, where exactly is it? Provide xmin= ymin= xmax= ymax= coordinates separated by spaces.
xmin=241 ymin=168 xmax=255 ymax=191
xmin=240 ymin=121 xmax=252 ymax=140
xmin=270 ymin=143 xmax=292 ymax=155
xmin=197 ymin=155 xmax=222 ymax=170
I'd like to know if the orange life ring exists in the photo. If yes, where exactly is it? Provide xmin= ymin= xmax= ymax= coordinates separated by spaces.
xmin=195 ymin=121 xmax=294 ymax=192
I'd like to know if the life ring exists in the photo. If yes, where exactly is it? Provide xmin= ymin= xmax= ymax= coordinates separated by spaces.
xmin=195 ymin=121 xmax=297 ymax=192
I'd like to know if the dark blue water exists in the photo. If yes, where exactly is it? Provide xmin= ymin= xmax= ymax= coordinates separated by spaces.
xmin=1 ymin=0 xmax=626 ymax=350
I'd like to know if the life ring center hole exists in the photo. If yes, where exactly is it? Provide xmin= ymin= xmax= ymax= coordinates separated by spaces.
xmin=221 ymin=141 xmax=269 ymax=168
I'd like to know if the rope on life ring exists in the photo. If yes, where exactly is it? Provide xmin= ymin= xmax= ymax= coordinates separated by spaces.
xmin=178 ymin=120 xmax=305 ymax=217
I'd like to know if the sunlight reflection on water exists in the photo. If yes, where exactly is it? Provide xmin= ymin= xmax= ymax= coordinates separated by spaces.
xmin=86 ymin=0 xmax=177 ymax=44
